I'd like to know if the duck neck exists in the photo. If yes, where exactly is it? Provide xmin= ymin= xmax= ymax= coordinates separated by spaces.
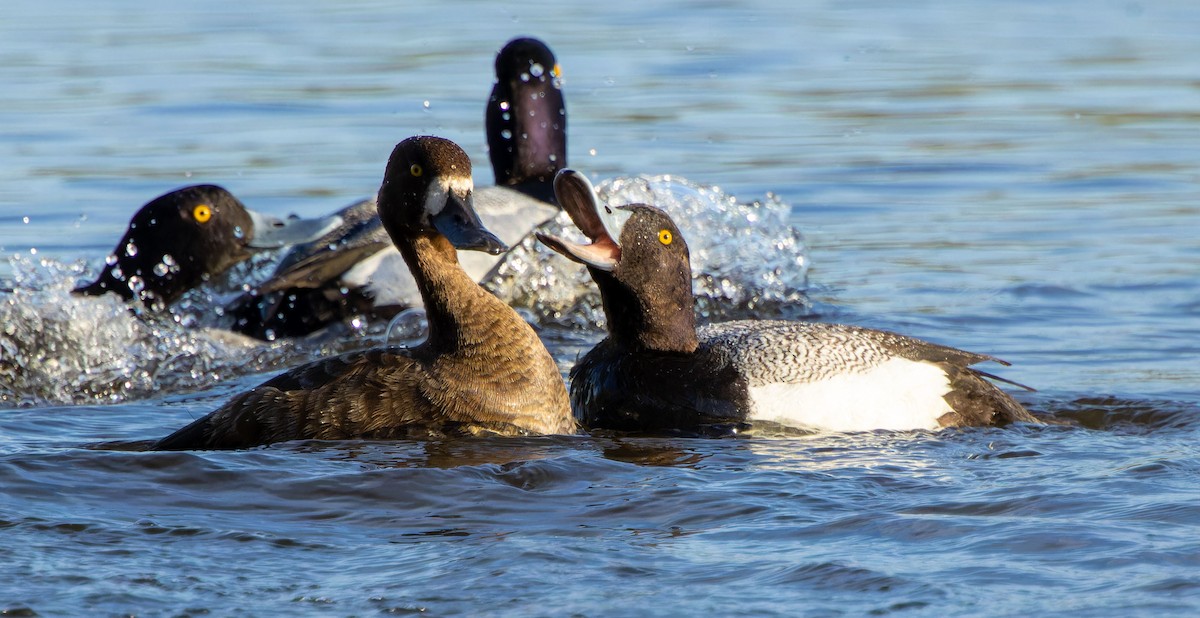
xmin=396 ymin=232 xmax=504 ymax=353
xmin=594 ymin=269 xmax=699 ymax=354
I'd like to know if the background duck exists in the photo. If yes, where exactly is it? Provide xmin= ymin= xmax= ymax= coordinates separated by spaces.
xmin=153 ymin=136 xmax=573 ymax=450
xmin=538 ymin=170 xmax=1040 ymax=434
xmin=72 ymin=184 xmax=339 ymax=311
xmin=225 ymin=37 xmax=567 ymax=340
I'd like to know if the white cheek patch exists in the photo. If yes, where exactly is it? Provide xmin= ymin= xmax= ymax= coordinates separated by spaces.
xmin=747 ymin=357 xmax=952 ymax=432
xmin=422 ymin=175 xmax=474 ymax=217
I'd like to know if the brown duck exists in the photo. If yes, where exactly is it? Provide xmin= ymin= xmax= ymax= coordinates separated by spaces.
xmin=153 ymin=137 xmax=574 ymax=449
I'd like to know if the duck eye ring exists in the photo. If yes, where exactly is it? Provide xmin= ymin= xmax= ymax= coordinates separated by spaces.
xmin=410 ymin=164 xmax=423 ymax=177
xmin=193 ymin=204 xmax=212 ymax=223
xmin=658 ymin=229 xmax=673 ymax=245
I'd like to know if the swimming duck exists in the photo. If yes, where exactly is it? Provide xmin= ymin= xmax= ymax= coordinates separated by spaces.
xmin=225 ymin=36 xmax=567 ymax=340
xmin=153 ymin=137 xmax=574 ymax=450
xmin=537 ymin=170 xmax=1039 ymax=434
xmin=72 ymin=184 xmax=339 ymax=311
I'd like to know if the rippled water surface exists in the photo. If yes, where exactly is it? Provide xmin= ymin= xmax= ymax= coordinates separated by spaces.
xmin=2 ymin=0 xmax=1199 ymax=615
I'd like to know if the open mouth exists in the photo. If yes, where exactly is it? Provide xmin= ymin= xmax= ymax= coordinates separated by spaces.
xmin=535 ymin=170 xmax=626 ymax=271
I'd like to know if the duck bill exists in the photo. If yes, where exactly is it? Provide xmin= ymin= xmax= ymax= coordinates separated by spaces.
xmin=543 ymin=168 xmax=623 ymax=271
xmin=536 ymin=232 xmax=620 ymax=272
xmin=433 ymin=193 xmax=507 ymax=255
xmin=245 ymin=210 xmax=343 ymax=249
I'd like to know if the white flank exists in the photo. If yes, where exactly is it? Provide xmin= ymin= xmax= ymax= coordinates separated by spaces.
xmin=344 ymin=247 xmax=420 ymax=308
xmin=747 ymin=357 xmax=952 ymax=432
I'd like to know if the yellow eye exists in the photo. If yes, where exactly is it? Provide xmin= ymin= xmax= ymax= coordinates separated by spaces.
xmin=658 ymin=229 xmax=673 ymax=245
xmin=551 ymin=64 xmax=562 ymax=78
xmin=193 ymin=204 xmax=212 ymax=223
xmin=410 ymin=164 xmax=423 ymax=177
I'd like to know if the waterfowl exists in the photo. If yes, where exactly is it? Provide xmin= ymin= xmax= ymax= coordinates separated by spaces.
xmin=226 ymin=36 xmax=567 ymax=340
xmin=153 ymin=137 xmax=574 ymax=450
xmin=72 ymin=184 xmax=339 ymax=310
xmin=537 ymin=170 xmax=1039 ymax=434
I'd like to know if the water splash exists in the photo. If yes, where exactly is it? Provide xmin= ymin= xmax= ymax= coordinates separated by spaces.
xmin=483 ymin=174 xmax=811 ymax=329
xmin=0 ymin=254 xmax=319 ymax=407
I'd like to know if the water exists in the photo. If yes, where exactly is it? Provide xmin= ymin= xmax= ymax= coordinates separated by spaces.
xmin=2 ymin=0 xmax=1199 ymax=615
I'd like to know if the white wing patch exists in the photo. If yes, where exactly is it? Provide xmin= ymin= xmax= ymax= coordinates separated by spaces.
xmin=747 ymin=357 xmax=951 ymax=432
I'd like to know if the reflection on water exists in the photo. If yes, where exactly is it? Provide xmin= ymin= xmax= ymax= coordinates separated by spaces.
xmin=1 ymin=0 xmax=1199 ymax=615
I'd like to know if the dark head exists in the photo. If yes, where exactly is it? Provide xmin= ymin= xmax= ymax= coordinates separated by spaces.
xmin=537 ymin=170 xmax=697 ymax=352
xmin=72 ymin=184 xmax=338 ymax=309
xmin=377 ymin=136 xmax=506 ymax=256
xmin=485 ymin=37 xmax=567 ymax=202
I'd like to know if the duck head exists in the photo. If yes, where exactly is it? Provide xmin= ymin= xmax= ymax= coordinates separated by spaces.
xmin=377 ymin=136 xmax=506 ymax=255
xmin=537 ymin=170 xmax=697 ymax=352
xmin=73 ymin=184 xmax=340 ymax=308
xmin=486 ymin=37 xmax=567 ymax=202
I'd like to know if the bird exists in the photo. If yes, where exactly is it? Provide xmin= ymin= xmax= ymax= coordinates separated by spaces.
xmin=152 ymin=136 xmax=574 ymax=450
xmin=72 ymin=184 xmax=338 ymax=311
xmin=537 ymin=169 xmax=1040 ymax=434
xmin=225 ymin=36 xmax=567 ymax=340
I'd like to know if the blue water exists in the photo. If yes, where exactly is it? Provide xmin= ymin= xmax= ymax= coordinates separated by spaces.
xmin=2 ymin=0 xmax=1199 ymax=615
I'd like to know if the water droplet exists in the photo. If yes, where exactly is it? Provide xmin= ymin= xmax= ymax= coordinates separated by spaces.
xmin=386 ymin=308 xmax=428 ymax=345
xmin=519 ymin=72 xmax=530 ymax=82
xmin=502 ymin=112 xmax=510 ymax=121
xmin=153 ymin=263 xmax=169 ymax=277
xmin=105 ymin=254 xmax=119 ymax=266
xmin=589 ymin=148 xmax=597 ymax=156
xmin=127 ymin=275 xmax=145 ymax=293
xmin=29 ymin=247 xmax=37 ymax=255
xmin=111 ymin=265 xmax=123 ymax=279
xmin=22 ymin=216 xmax=29 ymax=224
xmin=162 ymin=254 xmax=176 ymax=267
xmin=498 ymin=101 xmax=510 ymax=111
xmin=125 ymin=241 xmax=138 ymax=257
xmin=530 ymin=63 xmax=544 ymax=77
xmin=423 ymin=100 xmax=431 ymax=109
xmin=501 ymin=129 xmax=513 ymax=140
xmin=548 ymin=154 xmax=557 ymax=162
xmin=233 ymin=226 xmax=245 ymax=239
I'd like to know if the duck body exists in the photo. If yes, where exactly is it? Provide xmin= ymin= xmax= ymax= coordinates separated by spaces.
xmin=540 ymin=169 xmax=1038 ymax=434
xmin=154 ymin=136 xmax=573 ymax=450
xmin=572 ymin=320 xmax=1034 ymax=433
xmin=226 ymin=37 xmax=566 ymax=340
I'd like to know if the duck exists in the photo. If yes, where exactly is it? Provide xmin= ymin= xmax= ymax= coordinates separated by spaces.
xmin=537 ymin=170 xmax=1040 ymax=434
xmin=72 ymin=184 xmax=340 ymax=311
xmin=225 ymin=36 xmax=567 ymax=340
xmin=152 ymin=136 xmax=574 ymax=450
